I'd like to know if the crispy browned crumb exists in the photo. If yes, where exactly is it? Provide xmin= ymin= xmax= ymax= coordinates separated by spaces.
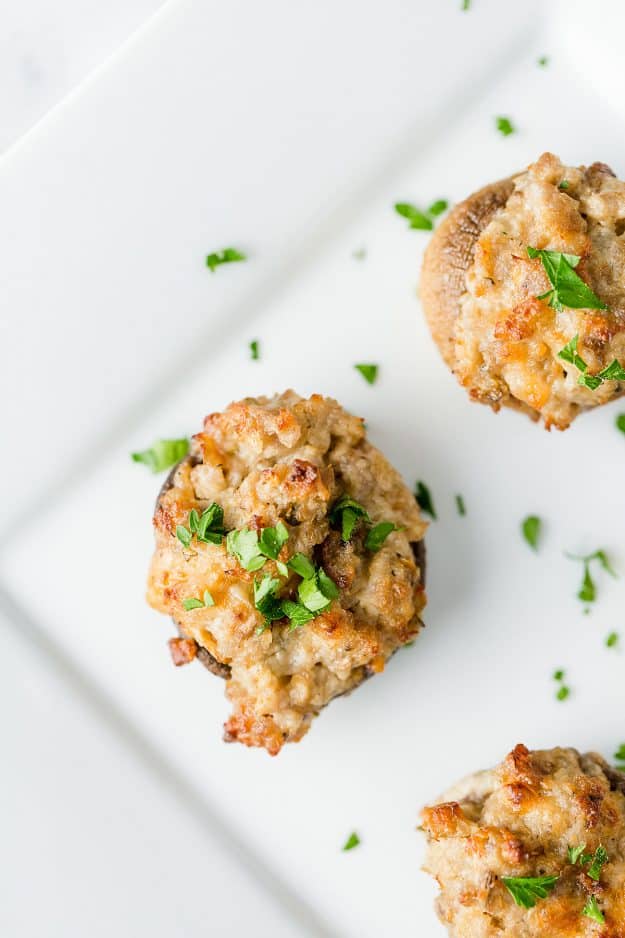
xmin=421 ymin=744 xmax=625 ymax=936
xmin=147 ymin=391 xmax=427 ymax=754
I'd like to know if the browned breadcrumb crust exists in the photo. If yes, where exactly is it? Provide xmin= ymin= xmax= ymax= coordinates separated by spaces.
xmin=421 ymin=153 xmax=625 ymax=429
xmin=147 ymin=391 xmax=427 ymax=754
xmin=421 ymin=744 xmax=625 ymax=936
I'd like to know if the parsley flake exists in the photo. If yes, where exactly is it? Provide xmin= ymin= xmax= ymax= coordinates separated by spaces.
xmin=558 ymin=179 xmax=569 ymax=190
xmin=226 ymin=528 xmax=266 ymax=572
xmin=606 ymin=631 xmax=619 ymax=648
xmin=365 ymin=522 xmax=400 ymax=552
xmin=527 ymin=248 xmax=606 ymax=312
xmin=298 ymin=567 xmax=339 ymax=613
xmin=131 ymin=438 xmax=189 ymax=473
xmin=614 ymin=743 xmax=625 ymax=765
xmin=281 ymin=599 xmax=315 ymax=630
xmin=205 ymin=247 xmax=246 ymax=272
xmin=616 ymin=414 xmax=625 ymax=435
xmin=342 ymin=832 xmax=360 ymax=851
xmin=330 ymin=496 xmax=371 ymax=541
xmin=394 ymin=199 xmax=448 ymax=231
xmin=587 ymin=845 xmax=609 ymax=881
xmin=522 ymin=515 xmax=541 ymax=551
xmin=556 ymin=685 xmax=570 ymax=701
xmin=250 ymin=339 xmax=260 ymax=360
xmin=355 ymin=363 xmax=378 ymax=385
xmin=182 ymin=589 xmax=214 ymax=611
xmin=495 ymin=116 xmax=515 ymax=137
xmin=176 ymin=525 xmax=193 ymax=548
xmin=583 ymin=895 xmax=605 ymax=924
xmin=568 ymin=843 xmax=587 ymax=865
xmin=455 ymin=494 xmax=466 ymax=516
xmin=559 ymin=335 xmax=625 ymax=389
xmin=188 ymin=503 xmax=226 ymax=545
xmin=253 ymin=575 xmax=284 ymax=631
xmin=461 ymin=0 xmax=470 ymax=9
xmin=287 ymin=552 xmax=316 ymax=580
xmin=566 ymin=549 xmax=616 ymax=603
xmin=501 ymin=875 xmax=559 ymax=909
xmin=538 ymin=55 xmax=549 ymax=67
xmin=415 ymin=481 xmax=437 ymax=519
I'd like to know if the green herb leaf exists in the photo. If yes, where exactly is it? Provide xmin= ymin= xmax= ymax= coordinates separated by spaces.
xmin=287 ymin=552 xmax=316 ymax=580
xmin=298 ymin=568 xmax=339 ymax=613
xmin=616 ymin=414 xmax=625 ymax=435
xmin=365 ymin=521 xmax=400 ymax=552
xmin=196 ymin=503 xmax=226 ymax=544
xmin=606 ymin=631 xmax=619 ymax=648
xmin=579 ymin=563 xmax=596 ymax=603
xmin=553 ymin=669 xmax=565 ymax=681
xmin=281 ymin=599 xmax=316 ymax=630
xmin=522 ymin=515 xmax=541 ymax=551
xmin=614 ymin=744 xmax=625 ymax=762
xmin=415 ymin=481 xmax=437 ymax=519
xmin=527 ymin=247 xmax=606 ymax=311
xmin=567 ymin=549 xmax=616 ymax=603
xmin=205 ymin=247 xmax=246 ymax=272
xmin=131 ymin=438 xmax=189 ymax=473
xmin=556 ymin=685 xmax=570 ymax=701
xmin=354 ymin=363 xmax=378 ymax=385
xmin=455 ymin=494 xmax=466 ymax=516
xmin=342 ymin=832 xmax=360 ymax=851
xmin=461 ymin=0 xmax=470 ymax=9
xmin=330 ymin=496 xmax=370 ymax=541
xmin=558 ymin=334 xmax=588 ymax=372
xmin=183 ymin=589 xmax=214 ymax=611
xmin=258 ymin=521 xmax=289 ymax=561
xmin=587 ymin=845 xmax=609 ymax=881
xmin=427 ymin=199 xmax=448 ymax=217
xmin=176 ymin=525 xmax=192 ymax=548
xmin=226 ymin=528 xmax=265 ymax=572
xmin=582 ymin=895 xmax=605 ymax=924
xmin=250 ymin=339 xmax=260 ymax=360
xmin=182 ymin=598 xmax=204 ymax=611
xmin=276 ymin=561 xmax=288 ymax=577
xmin=558 ymin=179 xmax=569 ymax=189
xmin=501 ymin=875 xmax=559 ymax=909
xmin=253 ymin=575 xmax=284 ymax=626
xmin=538 ymin=55 xmax=549 ymax=67
xmin=394 ymin=202 xmax=433 ymax=231
xmin=495 ymin=116 xmax=515 ymax=137
xmin=568 ymin=843 xmax=587 ymax=865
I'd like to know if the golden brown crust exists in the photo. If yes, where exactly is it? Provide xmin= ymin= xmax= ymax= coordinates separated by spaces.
xmin=420 ymin=153 xmax=625 ymax=429
xmin=422 ymin=744 xmax=625 ymax=937
xmin=421 ymin=178 xmax=515 ymax=368
xmin=147 ymin=391 xmax=427 ymax=754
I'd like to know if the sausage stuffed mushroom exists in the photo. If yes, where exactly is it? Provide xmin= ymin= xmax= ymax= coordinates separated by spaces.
xmin=421 ymin=153 xmax=625 ymax=429
xmin=421 ymin=744 xmax=625 ymax=936
xmin=147 ymin=391 xmax=427 ymax=755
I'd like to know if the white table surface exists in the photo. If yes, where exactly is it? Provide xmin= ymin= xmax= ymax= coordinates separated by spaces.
xmin=3 ymin=2 xmax=624 ymax=936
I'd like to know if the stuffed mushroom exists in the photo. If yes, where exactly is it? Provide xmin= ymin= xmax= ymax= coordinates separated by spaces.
xmin=421 ymin=153 xmax=625 ymax=429
xmin=147 ymin=391 xmax=427 ymax=754
xmin=421 ymin=744 xmax=625 ymax=936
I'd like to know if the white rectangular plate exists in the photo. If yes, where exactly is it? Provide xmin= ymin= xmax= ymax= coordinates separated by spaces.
xmin=3 ymin=2 xmax=625 ymax=936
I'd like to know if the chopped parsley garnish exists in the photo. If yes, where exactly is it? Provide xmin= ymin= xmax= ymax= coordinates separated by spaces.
xmin=566 ymin=549 xmax=616 ymax=603
xmin=616 ymin=414 xmax=625 ymax=434
xmin=281 ymin=599 xmax=315 ymax=630
xmin=205 ymin=247 xmax=246 ymax=272
xmin=253 ymin=575 xmax=284 ymax=631
xmin=501 ymin=875 xmax=559 ymax=909
xmin=606 ymin=631 xmax=619 ymax=648
xmin=614 ymin=744 xmax=625 ymax=770
xmin=342 ymin=832 xmax=360 ymax=851
xmin=330 ymin=496 xmax=371 ymax=541
xmin=188 ymin=503 xmax=226 ymax=544
xmin=394 ymin=199 xmax=448 ymax=231
xmin=537 ymin=55 xmax=549 ymax=67
xmin=527 ymin=248 xmax=606 ymax=312
xmin=415 ymin=481 xmax=437 ymax=520
xmin=250 ymin=339 xmax=260 ymax=360
xmin=176 ymin=525 xmax=193 ymax=548
xmin=521 ymin=515 xmax=541 ymax=551
xmin=558 ymin=179 xmax=569 ymax=190
xmin=587 ymin=845 xmax=608 ymax=881
xmin=131 ymin=438 xmax=189 ymax=473
xmin=287 ymin=552 xmax=316 ymax=580
xmin=495 ymin=116 xmax=515 ymax=137
xmin=568 ymin=843 xmax=587 ymax=865
xmin=354 ymin=363 xmax=378 ymax=385
xmin=582 ymin=895 xmax=605 ymax=924
xmin=455 ymin=494 xmax=466 ymax=516
xmin=298 ymin=567 xmax=339 ymax=613
xmin=553 ymin=669 xmax=570 ymax=701
xmin=365 ymin=522 xmax=400 ymax=552
xmin=183 ymin=590 xmax=214 ymax=611
xmin=558 ymin=334 xmax=625 ymax=390
xmin=227 ymin=522 xmax=289 ymax=572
